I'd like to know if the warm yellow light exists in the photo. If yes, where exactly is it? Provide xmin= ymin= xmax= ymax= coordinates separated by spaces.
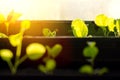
xmin=0 ymin=0 xmax=60 ymax=20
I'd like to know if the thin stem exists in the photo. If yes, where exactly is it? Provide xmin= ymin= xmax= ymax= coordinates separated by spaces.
xmin=102 ymin=27 xmax=109 ymax=37
xmin=15 ymin=41 xmax=22 ymax=64
xmin=14 ymin=32 xmax=24 ymax=74
xmin=15 ymin=54 xmax=28 ymax=67
xmin=106 ymin=31 xmax=110 ymax=37
xmin=114 ymin=32 xmax=117 ymax=37
xmin=12 ymin=52 xmax=28 ymax=75
xmin=7 ymin=61 xmax=16 ymax=74
xmin=15 ymin=32 xmax=24 ymax=64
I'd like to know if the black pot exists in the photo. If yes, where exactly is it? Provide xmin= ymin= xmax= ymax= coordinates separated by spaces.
xmin=0 ymin=21 xmax=120 ymax=79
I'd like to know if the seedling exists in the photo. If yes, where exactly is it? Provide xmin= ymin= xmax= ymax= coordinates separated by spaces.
xmin=42 ymin=28 xmax=57 ymax=37
xmin=94 ymin=14 xmax=115 ymax=37
xmin=71 ymin=19 xmax=88 ymax=38
xmin=0 ymin=19 xmax=48 ymax=74
xmin=0 ymin=14 xmax=46 ymax=75
xmin=79 ymin=41 xmax=108 ymax=75
xmin=0 ymin=20 xmax=33 ymax=74
xmin=38 ymin=44 xmax=62 ymax=74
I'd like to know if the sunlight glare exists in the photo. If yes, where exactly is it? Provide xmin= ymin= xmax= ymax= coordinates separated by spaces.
xmin=0 ymin=0 xmax=60 ymax=20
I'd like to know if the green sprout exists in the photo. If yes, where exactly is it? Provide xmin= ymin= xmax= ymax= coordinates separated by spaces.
xmin=83 ymin=42 xmax=98 ymax=66
xmin=79 ymin=41 xmax=108 ymax=75
xmin=0 ymin=20 xmax=47 ymax=74
xmin=71 ymin=19 xmax=88 ymax=38
xmin=0 ymin=20 xmax=33 ymax=74
xmin=38 ymin=44 xmax=62 ymax=74
xmin=42 ymin=28 xmax=57 ymax=37
xmin=94 ymin=14 xmax=116 ymax=37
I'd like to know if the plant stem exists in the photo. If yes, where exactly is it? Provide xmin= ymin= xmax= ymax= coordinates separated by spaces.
xmin=15 ymin=41 xmax=22 ymax=64
xmin=13 ymin=55 xmax=28 ymax=74
xmin=7 ymin=61 xmax=16 ymax=74
xmin=102 ymin=27 xmax=109 ymax=37
xmin=15 ymin=32 xmax=24 ymax=64
xmin=15 ymin=55 xmax=28 ymax=67
xmin=14 ymin=32 xmax=24 ymax=74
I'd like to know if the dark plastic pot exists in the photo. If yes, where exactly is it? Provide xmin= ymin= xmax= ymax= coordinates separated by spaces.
xmin=0 ymin=21 xmax=120 ymax=79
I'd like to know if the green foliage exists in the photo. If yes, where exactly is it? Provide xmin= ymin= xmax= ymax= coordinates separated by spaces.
xmin=0 ymin=49 xmax=13 ymax=62
xmin=38 ymin=59 xmax=56 ymax=74
xmin=94 ymin=14 xmax=120 ymax=37
xmin=116 ymin=19 xmax=120 ymax=37
xmin=71 ymin=19 xmax=88 ymax=37
xmin=71 ymin=14 xmax=120 ymax=37
xmin=96 ymin=67 xmax=108 ymax=76
xmin=79 ymin=65 xmax=94 ymax=74
xmin=9 ymin=32 xmax=23 ymax=47
xmin=83 ymin=42 xmax=98 ymax=65
xmin=42 ymin=28 xmax=57 ymax=37
xmin=79 ymin=41 xmax=108 ymax=75
xmin=0 ymin=11 xmax=63 ymax=74
xmin=0 ymin=15 xmax=31 ymax=74
xmin=46 ymin=44 xmax=62 ymax=58
xmin=26 ymin=43 xmax=46 ymax=60
xmin=38 ymin=44 xmax=62 ymax=74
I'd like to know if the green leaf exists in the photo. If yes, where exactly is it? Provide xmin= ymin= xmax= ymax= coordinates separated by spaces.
xmin=79 ymin=65 xmax=94 ymax=74
xmin=46 ymin=44 xmax=62 ymax=58
xmin=96 ymin=67 xmax=108 ymax=76
xmin=38 ymin=64 xmax=47 ymax=73
xmin=45 ymin=59 xmax=56 ymax=71
xmin=83 ymin=42 xmax=98 ymax=60
xmin=50 ymin=31 xmax=56 ymax=37
xmin=0 ymin=49 xmax=13 ymax=62
xmin=42 ymin=28 xmax=56 ymax=37
xmin=83 ymin=46 xmax=99 ymax=59
xmin=94 ymin=14 xmax=108 ymax=27
xmin=38 ymin=59 xmax=56 ymax=73
xmin=71 ymin=19 xmax=88 ymax=37
xmin=107 ymin=18 xmax=115 ymax=32
xmin=116 ymin=19 xmax=120 ymax=35
xmin=42 ymin=28 xmax=51 ymax=36
xmin=9 ymin=33 xmax=23 ymax=47
xmin=26 ymin=43 xmax=46 ymax=60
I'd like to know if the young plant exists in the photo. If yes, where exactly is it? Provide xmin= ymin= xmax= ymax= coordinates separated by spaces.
xmin=38 ymin=44 xmax=62 ymax=74
xmin=42 ymin=28 xmax=57 ymax=37
xmin=94 ymin=14 xmax=115 ymax=37
xmin=79 ymin=41 xmax=108 ymax=76
xmin=71 ymin=19 xmax=88 ymax=38
xmin=0 ymin=20 xmax=34 ymax=74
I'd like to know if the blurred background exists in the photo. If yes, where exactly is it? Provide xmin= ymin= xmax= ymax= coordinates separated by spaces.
xmin=0 ymin=0 xmax=119 ymax=20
